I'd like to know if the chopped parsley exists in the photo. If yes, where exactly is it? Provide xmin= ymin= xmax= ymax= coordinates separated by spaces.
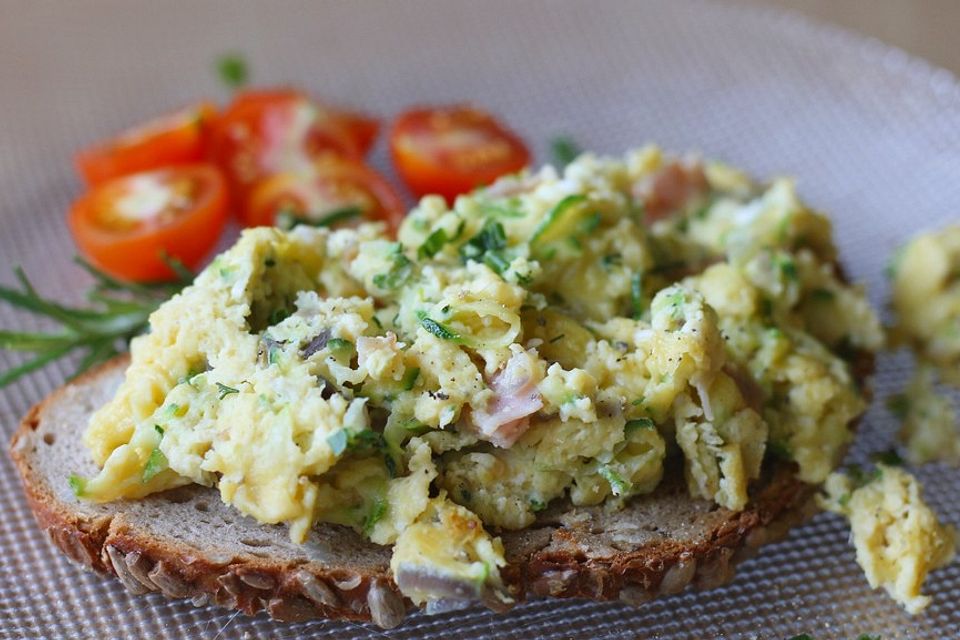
xmin=363 ymin=497 xmax=387 ymax=536
xmin=216 ymin=52 xmax=248 ymax=90
xmin=601 ymin=253 xmax=622 ymax=270
xmin=630 ymin=272 xmax=644 ymax=319
xmin=326 ymin=338 xmax=354 ymax=354
xmin=215 ymin=382 xmax=239 ymax=400
xmin=373 ymin=247 xmax=414 ymax=290
xmin=460 ymin=219 xmax=511 ymax=274
xmin=809 ymin=288 xmax=835 ymax=302
xmin=530 ymin=498 xmax=547 ymax=512
xmin=142 ymin=446 xmax=168 ymax=482
xmin=529 ymin=194 xmax=587 ymax=249
xmin=276 ymin=206 xmax=362 ymax=230
xmin=67 ymin=474 xmax=86 ymax=497
xmin=401 ymin=367 xmax=420 ymax=391
xmin=871 ymin=448 xmax=904 ymax=467
xmin=625 ymin=418 xmax=655 ymax=432
xmin=416 ymin=310 xmax=461 ymax=342
xmin=327 ymin=427 xmax=388 ymax=458
xmin=779 ymin=256 xmax=798 ymax=280
xmin=550 ymin=135 xmax=581 ymax=169
xmin=599 ymin=465 xmax=629 ymax=496
xmin=847 ymin=463 xmax=882 ymax=488
xmin=418 ymin=228 xmax=452 ymax=260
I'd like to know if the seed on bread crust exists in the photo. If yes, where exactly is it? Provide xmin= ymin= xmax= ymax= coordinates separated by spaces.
xmin=367 ymin=579 xmax=406 ymax=629
xmin=291 ymin=569 xmax=340 ymax=608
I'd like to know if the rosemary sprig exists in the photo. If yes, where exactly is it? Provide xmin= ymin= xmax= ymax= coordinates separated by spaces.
xmin=0 ymin=257 xmax=190 ymax=388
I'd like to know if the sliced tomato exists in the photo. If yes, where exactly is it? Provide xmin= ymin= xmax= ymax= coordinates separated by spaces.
xmin=329 ymin=108 xmax=380 ymax=156
xmin=75 ymin=102 xmax=217 ymax=186
xmin=389 ymin=105 xmax=530 ymax=203
xmin=208 ymin=89 xmax=379 ymax=214
xmin=245 ymin=157 xmax=406 ymax=234
xmin=68 ymin=164 xmax=228 ymax=282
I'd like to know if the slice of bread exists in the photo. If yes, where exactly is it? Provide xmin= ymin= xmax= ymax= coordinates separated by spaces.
xmin=10 ymin=355 xmax=819 ymax=629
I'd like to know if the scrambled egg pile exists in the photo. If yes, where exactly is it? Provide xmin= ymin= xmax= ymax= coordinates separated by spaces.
xmin=77 ymin=146 xmax=883 ymax=607
xmin=889 ymin=226 xmax=960 ymax=465
xmin=821 ymin=465 xmax=957 ymax=614
xmin=891 ymin=225 xmax=960 ymax=383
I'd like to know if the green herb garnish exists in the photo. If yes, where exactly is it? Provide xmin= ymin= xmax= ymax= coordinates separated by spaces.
xmin=372 ymin=248 xmax=414 ymax=290
xmin=530 ymin=498 xmax=547 ymax=512
xmin=416 ymin=310 xmax=461 ymax=342
xmin=216 ymin=53 xmax=249 ymax=90
xmin=599 ymin=465 xmax=629 ymax=496
xmin=363 ymin=497 xmax=387 ymax=536
xmin=418 ymin=228 xmax=451 ymax=259
xmin=276 ymin=205 xmax=362 ymax=231
xmin=809 ymin=288 xmax=835 ymax=302
xmin=67 ymin=474 xmax=86 ymax=497
xmin=216 ymin=382 xmax=239 ymax=399
xmin=401 ymin=367 xmax=420 ymax=391
xmin=847 ymin=463 xmax=882 ymax=488
xmin=0 ymin=257 xmax=190 ymax=388
xmin=625 ymin=418 xmax=655 ymax=432
xmin=529 ymin=194 xmax=587 ymax=249
xmin=142 ymin=446 xmax=168 ymax=482
xmin=871 ymin=449 xmax=904 ymax=467
xmin=779 ymin=256 xmax=798 ymax=280
xmin=460 ymin=219 xmax=511 ymax=274
xmin=550 ymin=136 xmax=581 ymax=169
xmin=630 ymin=272 xmax=644 ymax=319
xmin=326 ymin=338 xmax=354 ymax=354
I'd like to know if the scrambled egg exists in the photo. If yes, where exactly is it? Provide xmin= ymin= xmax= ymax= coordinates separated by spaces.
xmin=887 ymin=365 xmax=960 ymax=466
xmin=891 ymin=225 xmax=960 ymax=384
xmin=889 ymin=225 xmax=960 ymax=465
xmin=820 ymin=465 xmax=957 ymax=614
xmin=77 ymin=145 xmax=883 ymax=607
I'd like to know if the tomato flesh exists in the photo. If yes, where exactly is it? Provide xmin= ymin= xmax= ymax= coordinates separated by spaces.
xmin=389 ymin=105 xmax=530 ymax=202
xmin=76 ymin=102 xmax=217 ymax=186
xmin=245 ymin=157 xmax=406 ymax=234
xmin=68 ymin=164 xmax=229 ymax=282
xmin=208 ymin=89 xmax=380 ymax=217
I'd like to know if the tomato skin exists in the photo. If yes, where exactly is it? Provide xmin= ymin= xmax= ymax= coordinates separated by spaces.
xmin=332 ymin=110 xmax=380 ymax=156
xmin=68 ymin=164 xmax=228 ymax=282
xmin=208 ymin=89 xmax=381 ymax=216
xmin=245 ymin=157 xmax=407 ymax=234
xmin=75 ymin=102 xmax=218 ymax=186
xmin=389 ymin=105 xmax=530 ymax=203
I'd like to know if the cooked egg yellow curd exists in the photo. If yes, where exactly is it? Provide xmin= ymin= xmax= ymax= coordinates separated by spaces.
xmin=891 ymin=224 xmax=960 ymax=384
xmin=889 ymin=225 xmax=960 ymax=465
xmin=78 ymin=146 xmax=886 ymax=608
xmin=820 ymin=465 xmax=957 ymax=614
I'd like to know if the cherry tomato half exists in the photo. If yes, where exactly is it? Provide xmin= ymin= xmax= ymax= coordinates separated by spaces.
xmin=245 ymin=157 xmax=406 ymax=234
xmin=208 ymin=89 xmax=379 ymax=212
xmin=68 ymin=164 xmax=229 ymax=282
xmin=75 ymin=102 xmax=218 ymax=186
xmin=389 ymin=105 xmax=531 ymax=203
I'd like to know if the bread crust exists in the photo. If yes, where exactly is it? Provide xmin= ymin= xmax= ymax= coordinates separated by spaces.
xmin=9 ymin=355 xmax=830 ymax=629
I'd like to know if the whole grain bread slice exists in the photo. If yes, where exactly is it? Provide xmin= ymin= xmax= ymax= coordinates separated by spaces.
xmin=10 ymin=355 xmax=820 ymax=629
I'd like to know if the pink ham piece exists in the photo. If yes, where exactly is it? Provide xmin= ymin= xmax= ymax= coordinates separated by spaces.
xmin=470 ymin=352 xmax=543 ymax=448
xmin=635 ymin=158 xmax=707 ymax=222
